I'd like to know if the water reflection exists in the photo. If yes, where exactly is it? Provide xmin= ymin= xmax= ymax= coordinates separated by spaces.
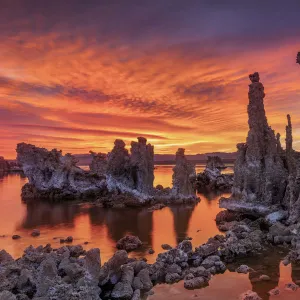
xmin=1 ymin=169 xmax=300 ymax=299
xmin=0 ymin=170 xmax=224 ymax=263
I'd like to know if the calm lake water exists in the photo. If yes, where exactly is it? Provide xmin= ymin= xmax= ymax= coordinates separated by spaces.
xmin=0 ymin=165 xmax=299 ymax=299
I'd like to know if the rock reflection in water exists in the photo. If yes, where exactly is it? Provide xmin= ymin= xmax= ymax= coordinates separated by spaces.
xmin=227 ymin=248 xmax=282 ymax=300
xmin=0 ymin=172 xmax=226 ymax=263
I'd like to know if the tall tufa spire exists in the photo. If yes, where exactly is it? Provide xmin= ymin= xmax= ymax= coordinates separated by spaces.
xmin=286 ymin=114 xmax=293 ymax=153
xmin=297 ymin=52 xmax=300 ymax=65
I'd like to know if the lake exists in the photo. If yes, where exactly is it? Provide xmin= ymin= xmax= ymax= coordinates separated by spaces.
xmin=0 ymin=165 xmax=299 ymax=299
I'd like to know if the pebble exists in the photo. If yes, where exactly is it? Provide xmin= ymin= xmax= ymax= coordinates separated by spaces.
xmin=31 ymin=229 xmax=40 ymax=237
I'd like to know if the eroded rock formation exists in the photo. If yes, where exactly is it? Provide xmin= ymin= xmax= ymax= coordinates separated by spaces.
xmin=172 ymin=148 xmax=196 ymax=196
xmin=17 ymin=143 xmax=106 ymax=200
xmin=89 ymin=151 xmax=107 ymax=176
xmin=130 ymin=137 xmax=154 ymax=194
xmin=0 ymin=156 xmax=10 ymax=172
xmin=17 ymin=139 xmax=197 ymax=204
xmin=206 ymin=156 xmax=226 ymax=170
xmin=220 ymin=73 xmax=288 ymax=214
xmin=220 ymin=70 xmax=300 ymax=224
xmin=106 ymin=139 xmax=132 ymax=186
xmin=196 ymin=156 xmax=233 ymax=192
xmin=297 ymin=52 xmax=300 ymax=65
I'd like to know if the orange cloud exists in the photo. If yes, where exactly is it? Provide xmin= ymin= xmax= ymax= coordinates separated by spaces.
xmin=0 ymin=26 xmax=299 ymax=158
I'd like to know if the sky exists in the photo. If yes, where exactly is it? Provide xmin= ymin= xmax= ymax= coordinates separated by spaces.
xmin=0 ymin=0 xmax=300 ymax=159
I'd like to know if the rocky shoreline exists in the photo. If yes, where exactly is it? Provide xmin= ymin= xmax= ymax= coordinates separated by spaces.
xmin=1 ymin=208 xmax=300 ymax=300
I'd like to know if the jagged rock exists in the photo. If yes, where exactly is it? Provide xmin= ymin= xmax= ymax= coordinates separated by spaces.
xmin=0 ymin=249 xmax=14 ymax=264
xmin=17 ymin=140 xmax=199 ymax=205
xmin=178 ymin=240 xmax=193 ymax=253
xmin=285 ymin=282 xmax=299 ymax=291
xmin=161 ymin=244 xmax=172 ymax=250
xmin=236 ymin=265 xmax=250 ymax=274
xmin=85 ymin=248 xmax=101 ymax=280
xmin=268 ymin=287 xmax=280 ymax=296
xmin=0 ymin=291 xmax=17 ymax=300
xmin=0 ymin=157 xmax=10 ymax=173
xmin=131 ymin=289 xmax=141 ymax=300
xmin=116 ymin=235 xmax=142 ymax=251
xmin=89 ymin=151 xmax=107 ymax=176
xmin=283 ymin=114 xmax=300 ymax=223
xmin=107 ymin=139 xmax=132 ymax=186
xmin=297 ymin=52 xmax=300 ymax=64
xmin=165 ymin=273 xmax=181 ymax=284
xmin=196 ymin=156 xmax=233 ymax=192
xmin=130 ymin=137 xmax=154 ymax=194
xmin=31 ymin=229 xmax=40 ymax=237
xmin=206 ymin=156 xmax=226 ymax=170
xmin=99 ymin=250 xmax=128 ymax=285
xmin=111 ymin=265 xmax=134 ymax=300
xmin=16 ymin=269 xmax=36 ymax=297
xmin=148 ymin=248 xmax=155 ymax=255
xmin=17 ymin=143 xmax=107 ymax=200
xmin=148 ymin=203 xmax=165 ymax=211
xmin=239 ymin=290 xmax=262 ymax=300
xmin=220 ymin=73 xmax=288 ymax=215
xmin=172 ymin=148 xmax=196 ymax=196
xmin=135 ymin=269 xmax=153 ymax=292
xmin=184 ymin=276 xmax=208 ymax=289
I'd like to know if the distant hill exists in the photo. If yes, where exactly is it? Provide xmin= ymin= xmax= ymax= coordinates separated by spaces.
xmin=74 ymin=152 xmax=237 ymax=166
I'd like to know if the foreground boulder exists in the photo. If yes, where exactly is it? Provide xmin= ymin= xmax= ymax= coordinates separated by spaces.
xmin=116 ymin=235 xmax=143 ymax=251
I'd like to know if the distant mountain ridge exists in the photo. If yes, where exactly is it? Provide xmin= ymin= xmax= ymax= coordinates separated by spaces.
xmin=74 ymin=152 xmax=237 ymax=166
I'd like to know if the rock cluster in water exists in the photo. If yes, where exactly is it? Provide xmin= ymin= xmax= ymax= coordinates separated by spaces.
xmin=196 ymin=156 xmax=233 ymax=192
xmin=1 ymin=209 xmax=289 ymax=300
xmin=220 ymin=72 xmax=300 ymax=223
xmin=17 ymin=138 xmax=197 ymax=205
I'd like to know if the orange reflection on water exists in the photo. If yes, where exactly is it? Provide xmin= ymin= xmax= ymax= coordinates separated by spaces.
xmin=1 ymin=169 xmax=300 ymax=299
xmin=0 ymin=168 xmax=224 ymax=263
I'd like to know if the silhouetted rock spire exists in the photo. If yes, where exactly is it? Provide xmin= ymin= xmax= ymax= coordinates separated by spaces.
xmin=172 ymin=148 xmax=196 ymax=196
xmin=130 ymin=137 xmax=154 ymax=194
xmin=220 ymin=73 xmax=288 ymax=213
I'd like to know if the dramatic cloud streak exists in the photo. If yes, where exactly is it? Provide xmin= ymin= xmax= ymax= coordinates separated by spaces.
xmin=0 ymin=0 xmax=300 ymax=158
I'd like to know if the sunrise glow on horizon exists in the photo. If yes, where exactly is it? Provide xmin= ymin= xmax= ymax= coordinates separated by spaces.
xmin=1 ymin=1 xmax=300 ymax=159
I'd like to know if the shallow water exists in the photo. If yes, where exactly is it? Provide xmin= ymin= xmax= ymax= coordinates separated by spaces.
xmin=0 ymin=166 xmax=299 ymax=299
